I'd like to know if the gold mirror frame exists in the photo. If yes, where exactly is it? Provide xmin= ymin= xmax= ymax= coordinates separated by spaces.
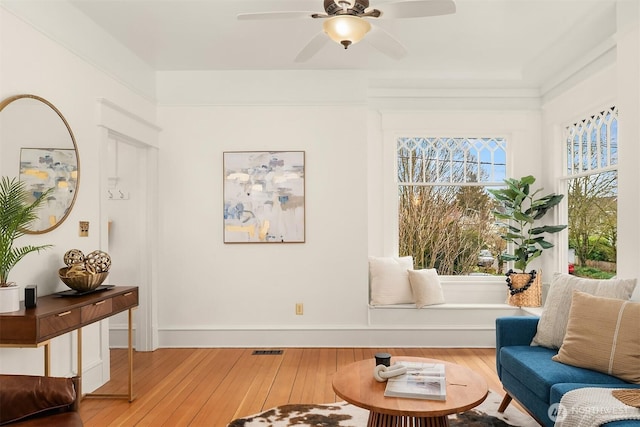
xmin=0 ymin=94 xmax=80 ymax=234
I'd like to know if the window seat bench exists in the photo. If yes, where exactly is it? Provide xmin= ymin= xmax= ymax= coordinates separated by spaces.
xmin=366 ymin=302 xmax=527 ymax=347
xmin=363 ymin=278 xmax=540 ymax=346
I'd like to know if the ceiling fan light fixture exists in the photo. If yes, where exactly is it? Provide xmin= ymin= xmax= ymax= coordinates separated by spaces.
xmin=334 ymin=0 xmax=355 ymax=11
xmin=322 ymin=15 xmax=371 ymax=49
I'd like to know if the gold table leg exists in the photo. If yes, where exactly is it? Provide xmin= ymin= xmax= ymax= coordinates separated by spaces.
xmin=127 ymin=307 xmax=134 ymax=401
xmin=84 ymin=308 xmax=135 ymax=402
xmin=43 ymin=341 xmax=51 ymax=376
xmin=78 ymin=327 xmax=83 ymax=402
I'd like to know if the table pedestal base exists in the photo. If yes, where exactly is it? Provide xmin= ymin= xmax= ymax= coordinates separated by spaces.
xmin=368 ymin=411 xmax=449 ymax=427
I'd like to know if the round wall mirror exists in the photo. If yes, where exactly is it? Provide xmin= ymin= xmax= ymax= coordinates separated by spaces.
xmin=0 ymin=94 xmax=80 ymax=234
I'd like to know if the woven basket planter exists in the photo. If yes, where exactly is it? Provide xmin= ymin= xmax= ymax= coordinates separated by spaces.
xmin=506 ymin=270 xmax=542 ymax=307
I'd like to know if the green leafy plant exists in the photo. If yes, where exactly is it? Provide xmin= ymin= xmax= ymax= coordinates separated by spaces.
xmin=0 ymin=176 xmax=53 ymax=286
xmin=488 ymin=175 xmax=567 ymax=272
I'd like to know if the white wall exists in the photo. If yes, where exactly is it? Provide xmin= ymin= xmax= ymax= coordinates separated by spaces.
xmin=542 ymin=40 xmax=640 ymax=300
xmin=615 ymin=0 xmax=640 ymax=301
xmin=541 ymin=65 xmax=617 ymax=284
xmin=0 ymin=8 xmax=156 ymax=391
xmin=156 ymin=102 xmax=370 ymax=340
xmin=0 ymin=0 xmax=156 ymax=100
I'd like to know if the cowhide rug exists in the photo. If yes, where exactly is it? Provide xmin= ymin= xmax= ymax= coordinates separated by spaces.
xmin=228 ymin=389 xmax=539 ymax=426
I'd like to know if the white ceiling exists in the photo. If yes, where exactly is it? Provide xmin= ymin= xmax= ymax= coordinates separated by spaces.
xmin=64 ymin=0 xmax=617 ymax=88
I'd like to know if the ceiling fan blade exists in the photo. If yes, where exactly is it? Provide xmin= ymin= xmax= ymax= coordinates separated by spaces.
xmin=294 ymin=32 xmax=329 ymax=63
xmin=237 ymin=11 xmax=315 ymax=20
xmin=380 ymin=0 xmax=456 ymax=19
xmin=365 ymin=26 xmax=407 ymax=60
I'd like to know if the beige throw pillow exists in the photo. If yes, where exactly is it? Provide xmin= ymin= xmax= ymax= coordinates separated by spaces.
xmin=531 ymin=273 xmax=636 ymax=349
xmin=408 ymin=269 xmax=445 ymax=308
xmin=552 ymin=291 xmax=640 ymax=384
xmin=369 ymin=256 xmax=414 ymax=305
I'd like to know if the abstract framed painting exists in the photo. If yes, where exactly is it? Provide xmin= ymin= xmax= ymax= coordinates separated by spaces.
xmin=223 ymin=151 xmax=305 ymax=243
xmin=19 ymin=148 xmax=78 ymax=233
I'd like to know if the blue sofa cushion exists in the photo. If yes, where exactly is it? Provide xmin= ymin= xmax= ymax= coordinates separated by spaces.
xmin=500 ymin=346 xmax=630 ymax=403
xmin=500 ymin=368 xmax=554 ymax=425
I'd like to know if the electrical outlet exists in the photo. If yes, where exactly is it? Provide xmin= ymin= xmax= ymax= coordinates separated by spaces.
xmin=295 ymin=303 xmax=303 ymax=315
xmin=79 ymin=221 xmax=89 ymax=237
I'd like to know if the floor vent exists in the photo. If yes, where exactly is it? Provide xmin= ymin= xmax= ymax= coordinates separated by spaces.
xmin=252 ymin=350 xmax=283 ymax=355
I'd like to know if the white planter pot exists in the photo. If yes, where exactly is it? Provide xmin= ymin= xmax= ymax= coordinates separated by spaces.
xmin=0 ymin=284 xmax=21 ymax=313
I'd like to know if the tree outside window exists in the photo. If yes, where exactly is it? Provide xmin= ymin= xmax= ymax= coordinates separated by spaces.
xmin=564 ymin=107 xmax=618 ymax=278
xmin=397 ymin=137 xmax=506 ymax=274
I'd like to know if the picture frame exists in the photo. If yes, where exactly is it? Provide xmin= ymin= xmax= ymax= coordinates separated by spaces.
xmin=223 ymin=151 xmax=305 ymax=243
xmin=19 ymin=148 xmax=78 ymax=232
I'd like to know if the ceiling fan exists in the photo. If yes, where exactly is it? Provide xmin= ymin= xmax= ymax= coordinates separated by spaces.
xmin=237 ymin=0 xmax=456 ymax=62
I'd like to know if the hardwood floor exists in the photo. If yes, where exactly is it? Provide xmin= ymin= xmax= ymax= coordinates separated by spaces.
xmin=79 ymin=347 xmax=508 ymax=426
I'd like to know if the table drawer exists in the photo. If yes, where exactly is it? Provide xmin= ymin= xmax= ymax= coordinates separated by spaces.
xmin=81 ymin=299 xmax=113 ymax=323
xmin=113 ymin=289 xmax=138 ymax=312
xmin=40 ymin=309 xmax=81 ymax=337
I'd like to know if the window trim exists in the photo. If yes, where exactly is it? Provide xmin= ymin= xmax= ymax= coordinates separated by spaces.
xmin=396 ymin=136 xmax=508 ymax=186
xmin=559 ymin=105 xmax=619 ymax=272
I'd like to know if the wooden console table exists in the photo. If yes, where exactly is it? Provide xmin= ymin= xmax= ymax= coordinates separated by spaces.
xmin=0 ymin=286 xmax=138 ymax=403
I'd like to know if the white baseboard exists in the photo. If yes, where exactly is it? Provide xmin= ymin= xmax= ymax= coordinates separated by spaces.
xmin=109 ymin=303 xmax=531 ymax=348
xmin=109 ymin=325 xmax=501 ymax=348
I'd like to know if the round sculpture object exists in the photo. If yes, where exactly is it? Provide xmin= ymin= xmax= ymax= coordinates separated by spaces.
xmin=85 ymin=250 xmax=111 ymax=273
xmin=59 ymin=249 xmax=111 ymax=292
xmin=63 ymin=249 xmax=85 ymax=266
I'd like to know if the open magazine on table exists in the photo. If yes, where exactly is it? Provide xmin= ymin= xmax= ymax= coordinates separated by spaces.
xmin=384 ymin=361 xmax=446 ymax=400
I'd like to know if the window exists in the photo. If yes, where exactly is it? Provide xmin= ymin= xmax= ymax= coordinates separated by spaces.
xmin=397 ymin=137 xmax=507 ymax=274
xmin=563 ymin=106 xmax=618 ymax=278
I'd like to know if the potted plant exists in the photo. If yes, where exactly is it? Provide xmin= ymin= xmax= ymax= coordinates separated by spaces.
xmin=488 ymin=175 xmax=566 ymax=299
xmin=0 ymin=176 xmax=53 ymax=312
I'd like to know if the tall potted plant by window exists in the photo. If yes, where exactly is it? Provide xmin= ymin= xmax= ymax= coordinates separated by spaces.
xmin=488 ymin=175 xmax=566 ymax=306
xmin=0 ymin=177 xmax=53 ymax=312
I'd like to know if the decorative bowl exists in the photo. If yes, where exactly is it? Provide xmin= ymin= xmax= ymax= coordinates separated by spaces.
xmin=58 ymin=267 xmax=109 ymax=292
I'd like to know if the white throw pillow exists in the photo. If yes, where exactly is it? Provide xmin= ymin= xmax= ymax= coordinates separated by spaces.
xmin=531 ymin=273 xmax=637 ymax=349
xmin=408 ymin=269 xmax=445 ymax=308
xmin=369 ymin=256 xmax=414 ymax=305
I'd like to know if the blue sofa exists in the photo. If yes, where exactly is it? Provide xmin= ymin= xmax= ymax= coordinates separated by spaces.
xmin=496 ymin=316 xmax=640 ymax=427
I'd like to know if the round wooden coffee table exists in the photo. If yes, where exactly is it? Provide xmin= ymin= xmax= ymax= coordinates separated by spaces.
xmin=332 ymin=356 xmax=488 ymax=427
